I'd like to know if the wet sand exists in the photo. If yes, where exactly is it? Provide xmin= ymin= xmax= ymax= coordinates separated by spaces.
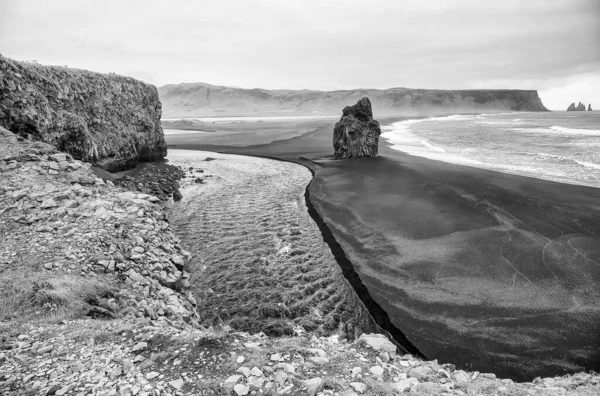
xmin=166 ymin=118 xmax=600 ymax=381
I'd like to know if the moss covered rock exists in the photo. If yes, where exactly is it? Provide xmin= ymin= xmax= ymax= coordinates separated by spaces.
xmin=0 ymin=55 xmax=166 ymax=171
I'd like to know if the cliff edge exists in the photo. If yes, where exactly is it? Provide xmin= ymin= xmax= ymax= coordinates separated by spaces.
xmin=0 ymin=55 xmax=166 ymax=171
xmin=158 ymin=82 xmax=549 ymax=117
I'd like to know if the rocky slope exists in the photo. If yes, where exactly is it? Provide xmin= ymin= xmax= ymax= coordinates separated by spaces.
xmin=333 ymin=98 xmax=381 ymax=159
xmin=1 ymin=127 xmax=599 ymax=395
xmin=158 ymin=82 xmax=548 ymax=118
xmin=0 ymin=55 xmax=166 ymax=171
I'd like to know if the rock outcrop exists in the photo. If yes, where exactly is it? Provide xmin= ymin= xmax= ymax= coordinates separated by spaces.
xmin=589 ymin=104 xmax=593 ymax=111
xmin=567 ymin=102 xmax=587 ymax=111
xmin=333 ymin=97 xmax=381 ymax=159
xmin=0 ymin=55 xmax=167 ymax=171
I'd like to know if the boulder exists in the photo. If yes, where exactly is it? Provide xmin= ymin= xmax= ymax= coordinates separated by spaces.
xmin=303 ymin=378 xmax=324 ymax=396
xmin=333 ymin=97 xmax=381 ymax=159
xmin=358 ymin=333 xmax=397 ymax=357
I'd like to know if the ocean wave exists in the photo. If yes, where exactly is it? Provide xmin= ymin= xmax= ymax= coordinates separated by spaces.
xmin=478 ymin=112 xmax=528 ymax=116
xmin=475 ymin=121 xmax=518 ymax=125
xmin=509 ymin=126 xmax=600 ymax=136
xmin=509 ymin=151 xmax=600 ymax=170
xmin=421 ymin=139 xmax=446 ymax=152
xmin=550 ymin=126 xmax=600 ymax=135
xmin=575 ymin=160 xmax=600 ymax=170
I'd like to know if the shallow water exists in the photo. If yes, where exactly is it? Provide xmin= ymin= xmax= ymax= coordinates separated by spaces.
xmin=165 ymin=150 xmax=372 ymax=336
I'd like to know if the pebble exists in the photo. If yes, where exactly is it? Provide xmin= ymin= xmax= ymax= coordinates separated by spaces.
xmin=369 ymin=366 xmax=384 ymax=377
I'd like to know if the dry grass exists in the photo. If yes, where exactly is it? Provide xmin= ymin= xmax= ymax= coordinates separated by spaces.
xmin=0 ymin=265 xmax=121 ymax=324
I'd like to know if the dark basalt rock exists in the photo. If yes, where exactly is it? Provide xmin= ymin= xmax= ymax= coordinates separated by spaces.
xmin=567 ymin=102 xmax=587 ymax=111
xmin=589 ymin=104 xmax=593 ymax=111
xmin=0 ymin=55 xmax=167 ymax=172
xmin=114 ymin=162 xmax=184 ymax=201
xmin=333 ymin=97 xmax=381 ymax=159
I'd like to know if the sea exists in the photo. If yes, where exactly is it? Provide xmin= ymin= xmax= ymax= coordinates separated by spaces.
xmin=381 ymin=111 xmax=600 ymax=188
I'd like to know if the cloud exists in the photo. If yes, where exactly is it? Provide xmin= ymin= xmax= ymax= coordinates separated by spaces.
xmin=0 ymin=0 xmax=598 ymax=97
xmin=539 ymin=73 xmax=600 ymax=111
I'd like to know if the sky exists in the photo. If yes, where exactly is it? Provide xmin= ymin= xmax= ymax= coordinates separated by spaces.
xmin=0 ymin=0 xmax=599 ymax=110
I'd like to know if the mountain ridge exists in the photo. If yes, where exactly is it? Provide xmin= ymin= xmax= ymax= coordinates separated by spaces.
xmin=158 ymin=82 xmax=549 ymax=118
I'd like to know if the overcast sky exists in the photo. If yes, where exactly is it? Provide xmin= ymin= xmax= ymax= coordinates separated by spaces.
xmin=1 ymin=0 xmax=598 ymax=109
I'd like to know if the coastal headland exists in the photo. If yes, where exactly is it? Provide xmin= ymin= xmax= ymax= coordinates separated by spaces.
xmin=2 ymin=54 xmax=599 ymax=395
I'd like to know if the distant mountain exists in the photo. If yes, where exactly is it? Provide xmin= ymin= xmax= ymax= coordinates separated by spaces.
xmin=158 ymin=82 xmax=548 ymax=118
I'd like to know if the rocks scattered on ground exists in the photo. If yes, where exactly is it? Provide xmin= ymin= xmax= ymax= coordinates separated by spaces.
xmin=333 ymin=97 xmax=381 ymax=159
xmin=113 ymin=162 xmax=185 ymax=201
xmin=3 ymin=321 xmax=599 ymax=396
xmin=2 ymin=126 xmax=600 ymax=396
xmin=0 ymin=125 xmax=199 ymax=326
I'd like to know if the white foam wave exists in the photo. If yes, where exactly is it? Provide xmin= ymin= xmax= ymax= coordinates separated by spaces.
xmin=510 ymin=151 xmax=600 ymax=170
xmin=509 ymin=126 xmax=600 ymax=136
xmin=550 ymin=126 xmax=600 ymax=135
xmin=575 ymin=160 xmax=600 ymax=170
xmin=381 ymin=123 xmax=482 ymax=166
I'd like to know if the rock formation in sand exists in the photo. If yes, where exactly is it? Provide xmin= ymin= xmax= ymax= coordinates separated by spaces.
xmin=0 ymin=55 xmax=166 ymax=171
xmin=567 ymin=102 xmax=587 ymax=111
xmin=589 ymin=104 xmax=593 ymax=111
xmin=333 ymin=97 xmax=381 ymax=159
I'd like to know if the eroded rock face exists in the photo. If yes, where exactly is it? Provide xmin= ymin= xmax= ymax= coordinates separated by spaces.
xmin=567 ymin=102 xmax=587 ymax=111
xmin=333 ymin=97 xmax=381 ymax=159
xmin=0 ymin=55 xmax=167 ymax=171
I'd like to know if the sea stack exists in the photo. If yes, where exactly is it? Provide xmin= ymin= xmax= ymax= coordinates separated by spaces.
xmin=589 ymin=104 xmax=593 ymax=111
xmin=567 ymin=102 xmax=587 ymax=111
xmin=333 ymin=97 xmax=381 ymax=159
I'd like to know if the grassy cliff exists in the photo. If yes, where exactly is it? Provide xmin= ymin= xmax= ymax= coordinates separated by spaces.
xmin=0 ymin=55 xmax=167 ymax=171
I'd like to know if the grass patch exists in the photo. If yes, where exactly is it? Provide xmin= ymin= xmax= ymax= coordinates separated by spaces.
xmin=0 ymin=266 xmax=121 ymax=323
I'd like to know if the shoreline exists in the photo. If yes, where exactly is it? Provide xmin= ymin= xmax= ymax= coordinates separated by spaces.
xmin=380 ymin=112 xmax=600 ymax=189
xmin=166 ymin=119 xmax=600 ymax=381
xmin=3 ymin=124 xmax=600 ymax=395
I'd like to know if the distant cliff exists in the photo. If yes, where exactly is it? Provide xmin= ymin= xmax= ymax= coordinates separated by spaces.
xmin=0 ymin=55 xmax=166 ymax=171
xmin=158 ymin=82 xmax=549 ymax=117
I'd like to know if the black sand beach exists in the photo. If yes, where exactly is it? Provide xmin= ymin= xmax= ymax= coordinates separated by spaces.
xmin=166 ymin=118 xmax=600 ymax=381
